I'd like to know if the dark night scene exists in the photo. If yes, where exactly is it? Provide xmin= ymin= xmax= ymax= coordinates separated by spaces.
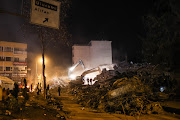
xmin=0 ymin=0 xmax=180 ymax=119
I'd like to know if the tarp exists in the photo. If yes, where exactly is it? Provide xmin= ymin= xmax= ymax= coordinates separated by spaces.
xmin=0 ymin=76 xmax=14 ymax=90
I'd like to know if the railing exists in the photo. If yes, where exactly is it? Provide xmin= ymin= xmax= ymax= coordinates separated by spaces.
xmin=14 ymin=51 xmax=27 ymax=54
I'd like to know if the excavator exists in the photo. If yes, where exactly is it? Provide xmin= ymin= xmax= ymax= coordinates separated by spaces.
xmin=68 ymin=59 xmax=116 ymax=85
xmin=68 ymin=60 xmax=85 ymax=80
xmin=80 ymin=64 xmax=116 ymax=85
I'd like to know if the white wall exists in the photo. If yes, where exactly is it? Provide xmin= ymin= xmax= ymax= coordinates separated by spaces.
xmin=90 ymin=41 xmax=112 ymax=68
xmin=72 ymin=40 xmax=112 ymax=76
xmin=72 ymin=45 xmax=90 ymax=70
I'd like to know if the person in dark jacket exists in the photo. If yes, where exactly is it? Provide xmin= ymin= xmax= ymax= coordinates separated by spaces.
xmin=46 ymin=84 xmax=50 ymax=96
xmin=58 ymin=86 xmax=61 ymax=96
xmin=13 ymin=83 xmax=19 ymax=99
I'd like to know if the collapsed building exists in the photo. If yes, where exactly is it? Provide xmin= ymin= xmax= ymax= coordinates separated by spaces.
xmin=68 ymin=40 xmax=115 ymax=85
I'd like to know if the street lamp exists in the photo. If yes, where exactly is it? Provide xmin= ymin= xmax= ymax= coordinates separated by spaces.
xmin=36 ymin=56 xmax=48 ymax=98
xmin=36 ymin=57 xmax=45 ymax=85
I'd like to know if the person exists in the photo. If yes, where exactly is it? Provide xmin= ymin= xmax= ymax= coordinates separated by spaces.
xmin=31 ymin=83 xmax=33 ymax=92
xmin=47 ymin=84 xmax=49 ymax=94
xmin=0 ymin=85 xmax=2 ymax=101
xmin=37 ymin=83 xmax=39 ymax=95
xmin=7 ymin=88 xmax=10 ymax=96
xmin=24 ymin=78 xmax=27 ymax=88
xmin=87 ymin=78 xmax=89 ymax=85
xmin=46 ymin=84 xmax=50 ymax=97
xmin=47 ymin=84 xmax=49 ymax=91
xmin=13 ymin=83 xmax=19 ymax=99
xmin=90 ymin=79 xmax=92 ymax=85
xmin=58 ymin=86 xmax=61 ymax=96
xmin=39 ymin=83 xmax=41 ymax=93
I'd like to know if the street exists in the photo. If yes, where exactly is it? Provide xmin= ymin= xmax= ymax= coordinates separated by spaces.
xmin=0 ymin=87 xmax=180 ymax=120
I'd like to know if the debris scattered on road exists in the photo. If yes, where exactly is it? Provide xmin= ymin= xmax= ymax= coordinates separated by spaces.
xmin=68 ymin=63 xmax=178 ymax=116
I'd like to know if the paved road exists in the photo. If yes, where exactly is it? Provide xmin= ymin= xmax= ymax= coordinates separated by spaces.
xmin=55 ymin=92 xmax=180 ymax=120
xmin=59 ymin=93 xmax=122 ymax=120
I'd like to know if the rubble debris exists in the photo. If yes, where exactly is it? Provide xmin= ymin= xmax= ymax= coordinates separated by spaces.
xmin=68 ymin=63 xmax=178 ymax=116
xmin=5 ymin=110 xmax=11 ymax=116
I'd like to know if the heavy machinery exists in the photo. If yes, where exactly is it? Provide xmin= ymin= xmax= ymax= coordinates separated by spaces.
xmin=68 ymin=59 xmax=116 ymax=85
xmin=68 ymin=60 xmax=85 ymax=80
xmin=81 ymin=64 xmax=116 ymax=85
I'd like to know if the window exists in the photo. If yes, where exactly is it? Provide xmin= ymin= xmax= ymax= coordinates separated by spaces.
xmin=14 ymin=67 xmax=19 ymax=71
xmin=14 ymin=58 xmax=19 ymax=62
xmin=0 ymin=56 xmax=4 ymax=61
xmin=0 ymin=66 xmax=3 ymax=71
xmin=4 ymin=47 xmax=12 ymax=52
xmin=0 ymin=46 xmax=3 ymax=52
xmin=5 ymin=67 xmax=12 ymax=71
xmin=6 ymin=57 xmax=12 ymax=61
xmin=14 ymin=48 xmax=27 ymax=54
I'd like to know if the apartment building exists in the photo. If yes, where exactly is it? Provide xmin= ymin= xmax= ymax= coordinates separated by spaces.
xmin=72 ymin=40 xmax=112 ymax=77
xmin=0 ymin=41 xmax=27 ymax=83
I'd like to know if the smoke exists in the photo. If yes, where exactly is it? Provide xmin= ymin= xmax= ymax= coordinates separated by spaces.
xmin=46 ymin=66 xmax=69 ymax=87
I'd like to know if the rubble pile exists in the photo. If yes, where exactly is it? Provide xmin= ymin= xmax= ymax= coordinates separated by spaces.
xmin=69 ymin=64 xmax=177 ymax=116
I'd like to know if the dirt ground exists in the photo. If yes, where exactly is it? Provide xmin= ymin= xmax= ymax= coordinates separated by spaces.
xmin=0 ymin=90 xmax=180 ymax=120
xmin=0 ymin=92 xmax=63 ymax=120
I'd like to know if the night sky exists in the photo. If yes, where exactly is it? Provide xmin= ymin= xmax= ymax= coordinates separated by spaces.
xmin=0 ymin=0 xmax=153 ymax=70
xmin=73 ymin=0 xmax=154 ymax=63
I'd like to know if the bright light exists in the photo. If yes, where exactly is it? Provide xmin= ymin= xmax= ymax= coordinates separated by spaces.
xmin=37 ymin=56 xmax=48 ymax=64
xmin=69 ymin=66 xmax=75 ymax=72
xmin=160 ymin=86 xmax=165 ymax=92
xmin=69 ymin=74 xmax=76 ymax=80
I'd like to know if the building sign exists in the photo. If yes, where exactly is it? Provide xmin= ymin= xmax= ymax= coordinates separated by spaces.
xmin=31 ymin=0 xmax=61 ymax=29
xmin=12 ymin=73 xmax=27 ymax=77
xmin=0 ymin=73 xmax=11 ymax=77
xmin=13 ymin=62 xmax=27 ymax=66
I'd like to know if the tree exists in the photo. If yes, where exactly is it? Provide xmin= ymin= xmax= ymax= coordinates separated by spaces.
xmin=21 ymin=0 xmax=72 ymax=98
xmin=142 ymin=0 xmax=180 ymax=69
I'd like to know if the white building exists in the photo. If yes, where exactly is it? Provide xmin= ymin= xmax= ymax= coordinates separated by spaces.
xmin=71 ymin=40 xmax=112 ymax=78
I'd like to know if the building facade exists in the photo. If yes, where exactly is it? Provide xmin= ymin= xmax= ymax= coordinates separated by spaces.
xmin=0 ymin=41 xmax=27 ymax=83
xmin=72 ymin=40 xmax=112 ymax=71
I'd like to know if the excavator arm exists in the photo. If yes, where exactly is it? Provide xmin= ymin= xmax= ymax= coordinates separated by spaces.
xmin=68 ymin=60 xmax=85 ymax=79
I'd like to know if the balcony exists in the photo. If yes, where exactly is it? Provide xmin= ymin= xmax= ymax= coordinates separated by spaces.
xmin=14 ymin=51 xmax=27 ymax=55
xmin=13 ymin=62 xmax=27 ymax=66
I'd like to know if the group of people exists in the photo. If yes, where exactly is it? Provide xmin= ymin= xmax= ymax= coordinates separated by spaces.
xmin=35 ymin=83 xmax=61 ymax=97
xmin=36 ymin=83 xmax=42 ymax=95
xmin=0 ymin=82 xmax=19 ymax=102
xmin=0 ymin=80 xmax=62 ymax=103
